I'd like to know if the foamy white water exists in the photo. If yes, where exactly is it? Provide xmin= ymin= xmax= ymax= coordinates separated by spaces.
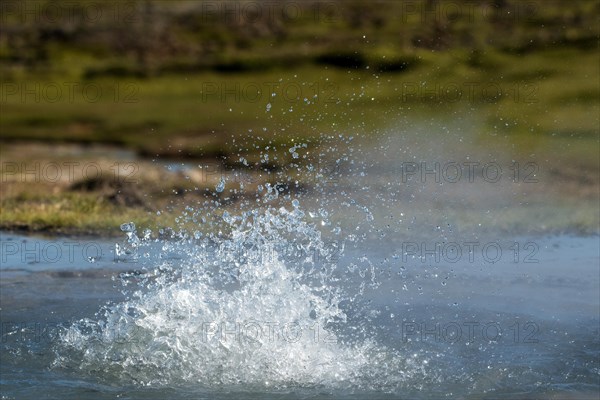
xmin=54 ymin=203 xmax=426 ymax=390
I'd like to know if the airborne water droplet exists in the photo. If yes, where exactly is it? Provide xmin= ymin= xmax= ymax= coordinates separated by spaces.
xmin=120 ymin=222 xmax=136 ymax=233
xmin=216 ymin=177 xmax=225 ymax=193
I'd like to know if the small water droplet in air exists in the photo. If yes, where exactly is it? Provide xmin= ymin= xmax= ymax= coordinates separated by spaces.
xmin=216 ymin=177 xmax=225 ymax=193
xmin=120 ymin=222 xmax=136 ymax=233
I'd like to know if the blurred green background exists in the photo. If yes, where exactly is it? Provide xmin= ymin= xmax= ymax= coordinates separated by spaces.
xmin=0 ymin=0 xmax=598 ymax=234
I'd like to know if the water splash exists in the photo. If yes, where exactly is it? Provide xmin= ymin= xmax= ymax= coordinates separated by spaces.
xmin=215 ymin=176 xmax=226 ymax=193
xmin=53 ymin=135 xmax=433 ymax=391
xmin=55 ymin=201 xmax=426 ymax=390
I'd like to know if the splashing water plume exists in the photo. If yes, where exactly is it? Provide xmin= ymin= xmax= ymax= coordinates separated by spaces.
xmin=56 ymin=195 xmax=426 ymax=391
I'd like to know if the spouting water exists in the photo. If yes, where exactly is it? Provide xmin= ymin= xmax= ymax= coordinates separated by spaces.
xmin=56 ymin=194 xmax=428 ymax=391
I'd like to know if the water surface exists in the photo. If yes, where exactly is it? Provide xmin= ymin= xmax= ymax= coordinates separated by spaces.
xmin=1 ymin=228 xmax=598 ymax=399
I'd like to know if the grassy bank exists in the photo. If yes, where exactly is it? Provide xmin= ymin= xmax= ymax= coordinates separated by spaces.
xmin=0 ymin=0 xmax=598 ymax=236
xmin=2 ymin=48 xmax=598 ymax=154
xmin=1 ymin=0 xmax=598 ymax=154
xmin=1 ymin=47 xmax=598 ymax=236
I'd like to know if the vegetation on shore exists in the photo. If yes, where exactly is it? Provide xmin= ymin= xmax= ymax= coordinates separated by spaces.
xmin=0 ymin=0 xmax=598 ymax=235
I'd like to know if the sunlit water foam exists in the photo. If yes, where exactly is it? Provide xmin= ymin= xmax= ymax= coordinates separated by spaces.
xmin=55 ymin=204 xmax=427 ymax=390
